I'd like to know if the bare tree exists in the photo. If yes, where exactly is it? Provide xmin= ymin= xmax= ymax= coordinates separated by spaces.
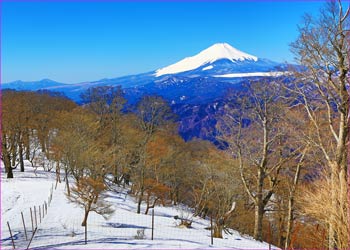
xmin=290 ymin=1 xmax=349 ymax=248
xmin=52 ymin=107 xmax=99 ymax=195
xmin=217 ymin=80 xmax=298 ymax=241
xmin=67 ymin=177 xmax=114 ymax=227
xmin=133 ymin=95 xmax=176 ymax=214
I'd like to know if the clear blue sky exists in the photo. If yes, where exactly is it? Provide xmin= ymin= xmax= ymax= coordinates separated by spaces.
xmin=2 ymin=1 xmax=327 ymax=84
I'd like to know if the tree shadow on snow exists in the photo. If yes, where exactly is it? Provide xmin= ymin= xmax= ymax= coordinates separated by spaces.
xmin=30 ymin=237 xmax=150 ymax=249
xmin=104 ymin=222 xmax=149 ymax=229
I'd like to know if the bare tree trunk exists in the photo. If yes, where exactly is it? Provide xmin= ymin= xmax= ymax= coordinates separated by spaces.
xmin=65 ymin=168 xmax=70 ymax=197
xmin=114 ymin=163 xmax=121 ymax=186
xmin=254 ymin=202 xmax=264 ymax=241
xmin=25 ymin=129 xmax=30 ymax=160
xmin=213 ymin=224 xmax=223 ymax=238
xmin=25 ymin=144 xmax=30 ymax=160
xmin=329 ymin=164 xmax=337 ymax=249
xmin=338 ymin=167 xmax=348 ymax=248
xmin=145 ymin=194 xmax=151 ymax=215
xmin=338 ymin=130 xmax=349 ymax=248
xmin=277 ymin=204 xmax=285 ymax=247
xmin=56 ymin=161 xmax=61 ymax=183
xmin=3 ymin=137 xmax=14 ymax=178
xmin=285 ymin=149 xmax=305 ymax=249
xmin=173 ymin=188 xmax=179 ymax=206
xmin=81 ymin=207 xmax=90 ymax=227
xmin=137 ymin=188 xmax=144 ymax=214
xmin=137 ymin=165 xmax=145 ymax=214
xmin=39 ymin=134 xmax=46 ymax=153
xmin=347 ymin=136 xmax=350 ymax=250
xmin=19 ymin=142 xmax=24 ymax=172
xmin=3 ymin=154 xmax=11 ymax=174
xmin=145 ymin=196 xmax=159 ymax=215
xmin=7 ymin=166 xmax=14 ymax=179
xmin=194 ymin=182 xmax=208 ymax=217
xmin=2 ymin=137 xmax=12 ymax=175
xmin=254 ymin=169 xmax=264 ymax=241
xmin=335 ymin=112 xmax=349 ymax=248
xmin=214 ymin=201 xmax=236 ymax=239
xmin=11 ymin=140 xmax=16 ymax=167
xmin=285 ymin=196 xmax=294 ymax=248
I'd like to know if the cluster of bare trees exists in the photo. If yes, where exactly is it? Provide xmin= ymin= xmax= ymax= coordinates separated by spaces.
xmin=216 ymin=79 xmax=318 ymax=247
xmin=290 ymin=1 xmax=349 ymax=249
xmin=216 ymin=1 xmax=349 ymax=248
xmin=1 ymin=86 xmax=237 ymax=238
xmin=1 ymin=90 xmax=76 ymax=178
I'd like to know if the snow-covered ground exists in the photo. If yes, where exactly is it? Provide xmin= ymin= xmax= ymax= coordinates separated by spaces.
xmin=1 ymin=161 xmax=277 ymax=249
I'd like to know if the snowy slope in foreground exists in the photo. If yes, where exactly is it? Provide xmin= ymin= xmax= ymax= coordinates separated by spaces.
xmin=1 ymin=163 xmax=277 ymax=249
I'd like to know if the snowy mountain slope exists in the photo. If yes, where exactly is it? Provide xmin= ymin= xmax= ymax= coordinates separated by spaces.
xmin=1 ymin=163 xmax=278 ymax=249
xmin=169 ymin=58 xmax=283 ymax=78
xmin=214 ymin=72 xmax=286 ymax=78
xmin=155 ymin=43 xmax=258 ymax=76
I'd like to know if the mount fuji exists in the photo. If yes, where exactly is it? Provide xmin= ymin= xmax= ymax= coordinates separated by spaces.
xmin=155 ymin=43 xmax=283 ymax=77
xmin=3 ymin=43 xmax=287 ymax=100
xmin=120 ymin=43 xmax=286 ymax=105
xmin=3 ymin=43 xmax=289 ymax=141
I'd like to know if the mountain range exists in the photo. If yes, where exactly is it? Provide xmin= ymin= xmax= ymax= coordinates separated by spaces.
xmin=3 ymin=43 xmax=289 ymax=141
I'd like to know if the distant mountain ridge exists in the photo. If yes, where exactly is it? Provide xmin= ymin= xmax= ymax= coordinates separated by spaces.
xmin=2 ymin=42 xmax=287 ymax=98
xmin=2 ymin=43 xmax=290 ymax=142
xmin=2 ymin=79 xmax=68 ymax=91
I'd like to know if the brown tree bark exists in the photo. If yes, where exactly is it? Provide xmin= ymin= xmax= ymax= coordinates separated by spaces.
xmin=81 ymin=203 xmax=92 ymax=227
xmin=253 ymin=198 xmax=264 ymax=241
xmin=65 ymin=168 xmax=71 ymax=197
xmin=19 ymin=138 xmax=24 ymax=172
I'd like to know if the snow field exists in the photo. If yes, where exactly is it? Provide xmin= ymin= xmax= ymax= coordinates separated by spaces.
xmin=1 ymin=161 xmax=277 ymax=249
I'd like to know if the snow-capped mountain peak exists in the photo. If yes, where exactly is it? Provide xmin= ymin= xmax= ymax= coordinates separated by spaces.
xmin=155 ymin=43 xmax=258 ymax=77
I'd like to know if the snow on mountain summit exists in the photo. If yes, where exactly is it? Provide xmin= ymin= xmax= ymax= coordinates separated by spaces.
xmin=155 ymin=43 xmax=258 ymax=77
